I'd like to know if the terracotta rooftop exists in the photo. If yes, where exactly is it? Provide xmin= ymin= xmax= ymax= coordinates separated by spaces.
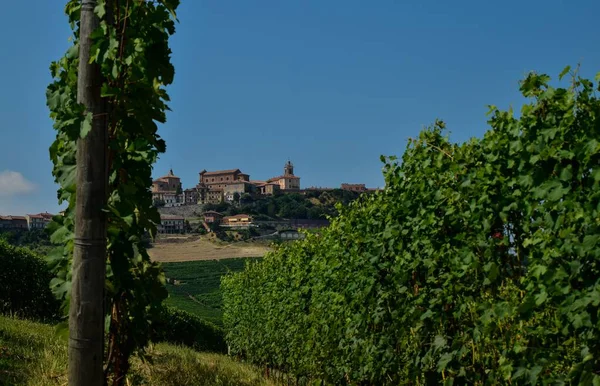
xmin=225 ymin=180 xmax=255 ymax=185
xmin=267 ymin=175 xmax=300 ymax=182
xmin=0 ymin=215 xmax=27 ymax=221
xmin=200 ymin=169 xmax=242 ymax=176
xmin=156 ymin=168 xmax=179 ymax=180
xmin=28 ymin=212 xmax=54 ymax=219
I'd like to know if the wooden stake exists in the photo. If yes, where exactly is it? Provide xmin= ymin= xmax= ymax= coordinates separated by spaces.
xmin=69 ymin=0 xmax=108 ymax=384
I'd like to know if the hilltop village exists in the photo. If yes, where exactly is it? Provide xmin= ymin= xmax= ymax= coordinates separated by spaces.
xmin=151 ymin=161 xmax=378 ymax=234
xmin=0 ymin=161 xmax=376 ymax=236
xmin=151 ymin=160 xmax=375 ymax=207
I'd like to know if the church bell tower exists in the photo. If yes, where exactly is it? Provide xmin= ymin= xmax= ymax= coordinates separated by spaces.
xmin=284 ymin=160 xmax=294 ymax=176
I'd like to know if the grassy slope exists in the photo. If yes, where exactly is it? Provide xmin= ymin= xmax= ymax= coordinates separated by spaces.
xmin=162 ymin=257 xmax=261 ymax=325
xmin=0 ymin=316 xmax=271 ymax=386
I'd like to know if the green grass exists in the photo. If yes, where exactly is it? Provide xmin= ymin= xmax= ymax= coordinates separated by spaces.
xmin=0 ymin=315 xmax=272 ymax=386
xmin=162 ymin=257 xmax=261 ymax=325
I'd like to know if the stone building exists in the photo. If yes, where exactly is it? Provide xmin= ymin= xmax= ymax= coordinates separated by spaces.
xmin=0 ymin=215 xmax=28 ymax=229
xmin=157 ymin=214 xmax=185 ymax=234
xmin=341 ymin=183 xmax=367 ymax=193
xmin=203 ymin=211 xmax=223 ymax=224
xmin=184 ymin=188 xmax=199 ymax=205
xmin=267 ymin=161 xmax=300 ymax=191
xmin=257 ymin=182 xmax=280 ymax=195
xmin=152 ymin=169 xmax=183 ymax=207
xmin=196 ymin=169 xmax=250 ymax=204
xmin=26 ymin=212 xmax=54 ymax=230
xmin=223 ymin=181 xmax=257 ymax=203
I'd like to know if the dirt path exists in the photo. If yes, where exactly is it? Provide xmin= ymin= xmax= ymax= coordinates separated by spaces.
xmin=148 ymin=235 xmax=271 ymax=262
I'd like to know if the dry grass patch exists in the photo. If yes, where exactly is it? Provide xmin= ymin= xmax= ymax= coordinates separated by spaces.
xmin=149 ymin=236 xmax=271 ymax=262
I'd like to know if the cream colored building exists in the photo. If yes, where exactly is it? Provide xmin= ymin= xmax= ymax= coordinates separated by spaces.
xmin=196 ymin=169 xmax=250 ymax=204
xmin=267 ymin=161 xmax=300 ymax=190
xmin=152 ymin=169 xmax=183 ymax=207
xmin=222 ymin=214 xmax=253 ymax=227
xmin=26 ymin=212 xmax=53 ymax=230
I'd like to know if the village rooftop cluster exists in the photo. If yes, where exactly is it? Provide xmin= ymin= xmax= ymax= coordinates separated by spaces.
xmin=151 ymin=160 xmax=375 ymax=207
xmin=0 ymin=212 xmax=55 ymax=231
xmin=0 ymin=161 xmax=375 ymax=235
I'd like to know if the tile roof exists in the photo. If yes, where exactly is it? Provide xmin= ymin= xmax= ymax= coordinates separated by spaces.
xmin=156 ymin=169 xmax=179 ymax=180
xmin=200 ymin=169 xmax=242 ymax=176
xmin=267 ymin=175 xmax=300 ymax=182
xmin=27 ymin=212 xmax=54 ymax=219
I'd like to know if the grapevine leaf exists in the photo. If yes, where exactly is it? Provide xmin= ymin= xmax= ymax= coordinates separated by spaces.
xmin=80 ymin=112 xmax=93 ymax=138
xmin=437 ymin=353 xmax=454 ymax=372
xmin=559 ymin=65 xmax=571 ymax=80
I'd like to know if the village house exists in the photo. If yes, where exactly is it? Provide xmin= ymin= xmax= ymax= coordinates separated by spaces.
xmin=26 ymin=212 xmax=54 ymax=230
xmin=183 ymin=188 xmax=199 ymax=205
xmin=341 ymin=183 xmax=367 ymax=193
xmin=203 ymin=211 xmax=223 ymax=224
xmin=157 ymin=214 xmax=185 ymax=234
xmin=267 ymin=161 xmax=300 ymax=191
xmin=252 ymin=181 xmax=280 ymax=196
xmin=222 ymin=214 xmax=253 ymax=228
xmin=196 ymin=169 xmax=250 ymax=204
xmin=223 ymin=181 xmax=257 ymax=203
xmin=0 ymin=215 xmax=28 ymax=230
xmin=152 ymin=169 xmax=184 ymax=207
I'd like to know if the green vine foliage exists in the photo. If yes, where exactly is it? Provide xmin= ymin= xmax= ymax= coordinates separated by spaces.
xmin=46 ymin=0 xmax=179 ymax=383
xmin=222 ymin=68 xmax=600 ymax=385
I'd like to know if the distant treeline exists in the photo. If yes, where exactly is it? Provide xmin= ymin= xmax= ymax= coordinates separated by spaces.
xmin=0 ymin=229 xmax=51 ymax=254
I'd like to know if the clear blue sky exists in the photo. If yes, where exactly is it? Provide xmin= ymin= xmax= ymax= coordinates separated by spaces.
xmin=1 ymin=0 xmax=599 ymax=215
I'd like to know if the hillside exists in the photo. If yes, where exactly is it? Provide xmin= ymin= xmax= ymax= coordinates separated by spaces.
xmin=162 ymin=258 xmax=259 ymax=325
xmin=158 ymin=189 xmax=363 ymax=221
xmin=157 ymin=204 xmax=204 ymax=218
xmin=0 ymin=316 xmax=271 ymax=386
xmin=148 ymin=235 xmax=270 ymax=262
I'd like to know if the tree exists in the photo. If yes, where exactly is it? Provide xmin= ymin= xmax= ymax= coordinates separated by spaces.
xmin=233 ymin=192 xmax=241 ymax=206
xmin=240 ymin=192 xmax=253 ymax=205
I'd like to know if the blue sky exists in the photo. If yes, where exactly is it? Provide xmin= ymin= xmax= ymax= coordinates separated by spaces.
xmin=1 ymin=0 xmax=599 ymax=215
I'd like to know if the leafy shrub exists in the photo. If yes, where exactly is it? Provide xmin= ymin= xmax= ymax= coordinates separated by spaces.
xmin=0 ymin=239 xmax=60 ymax=321
xmin=152 ymin=306 xmax=227 ymax=353
xmin=0 ymin=229 xmax=52 ymax=254
xmin=222 ymin=68 xmax=600 ymax=384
